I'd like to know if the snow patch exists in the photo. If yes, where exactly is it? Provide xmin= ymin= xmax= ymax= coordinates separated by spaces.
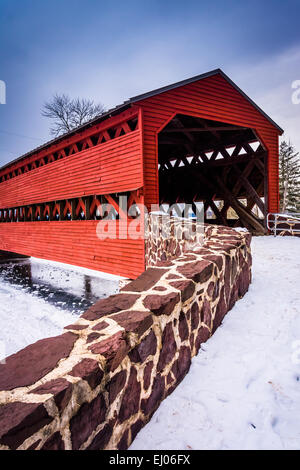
xmin=130 ymin=236 xmax=300 ymax=450
xmin=31 ymin=256 xmax=125 ymax=281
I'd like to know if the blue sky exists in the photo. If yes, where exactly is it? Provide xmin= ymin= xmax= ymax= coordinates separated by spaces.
xmin=0 ymin=0 xmax=300 ymax=166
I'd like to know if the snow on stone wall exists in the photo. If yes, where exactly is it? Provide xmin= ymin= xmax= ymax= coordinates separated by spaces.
xmin=0 ymin=221 xmax=252 ymax=450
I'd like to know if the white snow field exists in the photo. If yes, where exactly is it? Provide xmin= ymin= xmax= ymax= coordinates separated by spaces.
xmin=0 ymin=258 xmax=120 ymax=359
xmin=0 ymin=282 xmax=78 ymax=359
xmin=131 ymin=236 xmax=300 ymax=450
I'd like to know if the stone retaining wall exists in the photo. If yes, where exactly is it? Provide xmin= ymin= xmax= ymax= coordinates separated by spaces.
xmin=145 ymin=214 xmax=205 ymax=267
xmin=0 ymin=221 xmax=252 ymax=450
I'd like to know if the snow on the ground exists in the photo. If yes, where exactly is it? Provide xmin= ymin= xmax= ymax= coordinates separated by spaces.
xmin=0 ymin=258 xmax=119 ymax=359
xmin=31 ymin=256 xmax=125 ymax=281
xmin=130 ymin=236 xmax=300 ymax=450
xmin=0 ymin=281 xmax=78 ymax=359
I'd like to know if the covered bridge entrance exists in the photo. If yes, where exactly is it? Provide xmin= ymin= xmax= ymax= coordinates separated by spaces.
xmin=0 ymin=69 xmax=282 ymax=278
xmin=158 ymin=114 xmax=267 ymax=233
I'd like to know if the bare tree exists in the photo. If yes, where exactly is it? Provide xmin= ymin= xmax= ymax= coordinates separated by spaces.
xmin=42 ymin=94 xmax=105 ymax=137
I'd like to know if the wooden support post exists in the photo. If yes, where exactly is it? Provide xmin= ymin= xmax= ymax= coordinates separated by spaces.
xmin=71 ymin=199 xmax=77 ymax=220
xmin=84 ymin=197 xmax=91 ymax=220
xmin=264 ymin=151 xmax=269 ymax=230
xmin=207 ymin=197 xmax=227 ymax=225
xmin=231 ymin=164 xmax=265 ymax=215
xmin=59 ymin=201 xmax=65 ymax=221
xmin=48 ymin=202 xmax=54 ymax=221
xmin=213 ymin=173 xmax=265 ymax=234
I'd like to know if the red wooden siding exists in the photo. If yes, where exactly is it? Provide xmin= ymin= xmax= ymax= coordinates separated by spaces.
xmin=137 ymin=73 xmax=280 ymax=213
xmin=0 ymin=109 xmax=145 ymax=278
xmin=0 ymin=129 xmax=142 ymax=208
xmin=0 ymin=221 xmax=144 ymax=279
xmin=0 ymin=108 xmax=140 ymax=181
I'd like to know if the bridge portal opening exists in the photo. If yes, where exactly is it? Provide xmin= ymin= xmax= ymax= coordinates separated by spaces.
xmin=158 ymin=114 xmax=268 ymax=234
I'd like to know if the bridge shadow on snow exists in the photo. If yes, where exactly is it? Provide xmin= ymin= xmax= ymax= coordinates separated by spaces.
xmin=0 ymin=258 xmax=118 ymax=314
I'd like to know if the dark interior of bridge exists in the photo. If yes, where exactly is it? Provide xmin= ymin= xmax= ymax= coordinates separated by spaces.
xmin=158 ymin=114 xmax=267 ymax=234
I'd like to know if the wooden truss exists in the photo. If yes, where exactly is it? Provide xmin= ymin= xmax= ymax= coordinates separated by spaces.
xmin=0 ymin=190 xmax=143 ymax=223
xmin=158 ymin=114 xmax=267 ymax=234
xmin=0 ymin=109 xmax=139 ymax=182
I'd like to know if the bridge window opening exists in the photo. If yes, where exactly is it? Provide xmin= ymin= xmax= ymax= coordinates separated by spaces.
xmin=0 ymin=192 xmax=140 ymax=224
xmin=158 ymin=113 xmax=268 ymax=234
xmin=90 ymin=135 xmax=98 ymax=146
xmin=128 ymin=117 xmax=138 ymax=131
xmin=76 ymin=142 xmax=83 ymax=152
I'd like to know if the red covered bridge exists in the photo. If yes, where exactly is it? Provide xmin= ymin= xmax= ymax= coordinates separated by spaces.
xmin=0 ymin=69 xmax=283 ymax=278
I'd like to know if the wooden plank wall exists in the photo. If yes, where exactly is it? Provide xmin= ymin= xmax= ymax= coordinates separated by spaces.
xmin=0 ymin=221 xmax=144 ymax=279
xmin=137 ymin=73 xmax=280 ymax=213
xmin=0 ymin=130 xmax=142 ymax=207
xmin=0 ymin=112 xmax=145 ymax=278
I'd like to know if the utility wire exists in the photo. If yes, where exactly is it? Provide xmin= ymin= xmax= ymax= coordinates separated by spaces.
xmin=0 ymin=130 xmax=43 ymax=141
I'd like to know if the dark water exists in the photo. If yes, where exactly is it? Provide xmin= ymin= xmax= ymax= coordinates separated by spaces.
xmin=0 ymin=258 xmax=119 ymax=315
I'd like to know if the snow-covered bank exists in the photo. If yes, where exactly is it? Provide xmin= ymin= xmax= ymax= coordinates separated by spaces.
xmin=130 ymin=236 xmax=300 ymax=450
xmin=0 ymin=282 xmax=77 ymax=359
xmin=31 ymin=256 xmax=125 ymax=281
xmin=0 ymin=258 xmax=119 ymax=359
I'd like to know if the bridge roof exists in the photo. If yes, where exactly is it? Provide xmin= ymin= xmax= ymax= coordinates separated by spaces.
xmin=0 ymin=68 xmax=283 ymax=172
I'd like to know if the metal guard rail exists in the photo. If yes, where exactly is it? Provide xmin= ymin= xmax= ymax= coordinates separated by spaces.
xmin=267 ymin=212 xmax=300 ymax=236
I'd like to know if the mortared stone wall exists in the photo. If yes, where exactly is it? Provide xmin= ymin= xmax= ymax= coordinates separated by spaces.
xmin=0 ymin=219 xmax=252 ymax=450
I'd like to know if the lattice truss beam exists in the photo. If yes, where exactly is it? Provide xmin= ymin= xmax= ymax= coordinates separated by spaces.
xmin=158 ymin=114 xmax=267 ymax=234
xmin=0 ymin=190 xmax=143 ymax=223
xmin=0 ymin=110 xmax=139 ymax=182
